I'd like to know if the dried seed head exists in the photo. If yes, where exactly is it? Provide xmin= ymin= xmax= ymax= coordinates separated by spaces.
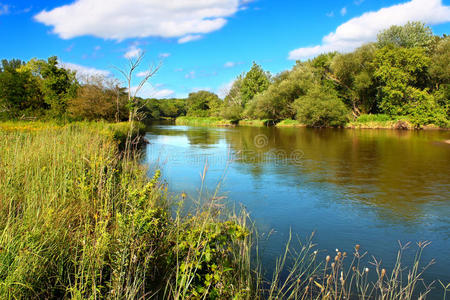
xmin=331 ymin=262 xmax=336 ymax=269
xmin=326 ymin=255 xmax=330 ymax=262
xmin=337 ymin=252 xmax=342 ymax=258
xmin=355 ymin=244 xmax=360 ymax=251
xmin=335 ymin=255 xmax=339 ymax=262
xmin=381 ymin=268 xmax=386 ymax=278
xmin=343 ymin=252 xmax=347 ymax=257
xmin=352 ymin=266 xmax=356 ymax=272
xmin=365 ymin=268 xmax=369 ymax=273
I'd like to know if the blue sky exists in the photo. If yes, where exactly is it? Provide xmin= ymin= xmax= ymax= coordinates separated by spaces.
xmin=1 ymin=0 xmax=449 ymax=99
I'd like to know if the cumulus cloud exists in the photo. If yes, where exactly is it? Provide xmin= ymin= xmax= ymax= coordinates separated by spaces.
xmin=340 ymin=7 xmax=347 ymax=16
xmin=130 ymin=84 xmax=175 ymax=99
xmin=288 ymin=0 xmax=450 ymax=60
xmin=59 ymin=61 xmax=111 ymax=78
xmin=178 ymin=34 xmax=203 ymax=44
xmin=34 ymin=0 xmax=250 ymax=41
xmin=124 ymin=45 xmax=142 ymax=59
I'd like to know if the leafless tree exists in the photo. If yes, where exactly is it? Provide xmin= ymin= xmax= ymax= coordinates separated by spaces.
xmin=115 ymin=52 xmax=162 ymax=155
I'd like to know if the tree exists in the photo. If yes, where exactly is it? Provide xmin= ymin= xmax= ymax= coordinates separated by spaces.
xmin=0 ymin=59 xmax=44 ymax=118
xmin=38 ymin=56 xmax=78 ymax=117
xmin=240 ymin=62 xmax=270 ymax=107
xmin=373 ymin=46 xmax=431 ymax=115
xmin=186 ymin=91 xmax=221 ymax=117
xmin=67 ymin=75 xmax=127 ymax=121
xmin=294 ymin=85 xmax=349 ymax=127
xmin=377 ymin=22 xmax=434 ymax=50
xmin=330 ymin=43 xmax=377 ymax=115
xmin=244 ymin=62 xmax=315 ymax=120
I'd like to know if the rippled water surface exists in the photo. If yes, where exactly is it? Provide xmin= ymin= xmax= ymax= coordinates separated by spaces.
xmin=143 ymin=123 xmax=450 ymax=285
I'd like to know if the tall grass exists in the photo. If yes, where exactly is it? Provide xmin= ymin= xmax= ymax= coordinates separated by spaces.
xmin=0 ymin=121 xmax=445 ymax=299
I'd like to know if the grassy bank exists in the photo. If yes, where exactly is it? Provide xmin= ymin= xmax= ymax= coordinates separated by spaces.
xmin=175 ymin=116 xmax=235 ymax=126
xmin=275 ymin=119 xmax=306 ymax=127
xmin=0 ymin=121 xmax=445 ymax=299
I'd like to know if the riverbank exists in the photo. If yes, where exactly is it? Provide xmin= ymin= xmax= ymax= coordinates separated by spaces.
xmin=174 ymin=115 xmax=449 ymax=130
xmin=0 ymin=121 xmax=444 ymax=299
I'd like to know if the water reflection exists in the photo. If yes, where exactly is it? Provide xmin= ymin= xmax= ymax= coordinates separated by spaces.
xmin=144 ymin=123 xmax=450 ymax=282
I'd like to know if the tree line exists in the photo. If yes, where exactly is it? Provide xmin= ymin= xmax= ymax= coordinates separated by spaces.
xmin=187 ymin=22 xmax=449 ymax=127
xmin=1 ymin=22 xmax=448 ymax=127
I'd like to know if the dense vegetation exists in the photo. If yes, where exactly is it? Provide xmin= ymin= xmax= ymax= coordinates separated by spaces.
xmin=0 ymin=122 xmax=443 ymax=299
xmin=186 ymin=22 xmax=449 ymax=128
xmin=0 ymin=21 xmax=448 ymax=299
xmin=1 ymin=22 xmax=447 ymax=129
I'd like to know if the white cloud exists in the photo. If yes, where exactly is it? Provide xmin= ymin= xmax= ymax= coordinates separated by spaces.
xmin=340 ymin=7 xmax=347 ymax=16
xmin=136 ymin=71 xmax=150 ymax=77
xmin=288 ymin=0 xmax=450 ymax=60
xmin=124 ymin=45 xmax=142 ymax=59
xmin=178 ymin=34 xmax=203 ymax=44
xmin=159 ymin=53 xmax=171 ymax=58
xmin=59 ymin=61 xmax=111 ymax=78
xmin=216 ymin=80 xmax=234 ymax=98
xmin=224 ymin=61 xmax=236 ymax=68
xmin=185 ymin=71 xmax=196 ymax=79
xmin=0 ymin=3 xmax=10 ymax=15
xmin=34 ymin=0 xmax=250 ymax=41
xmin=130 ymin=84 xmax=175 ymax=99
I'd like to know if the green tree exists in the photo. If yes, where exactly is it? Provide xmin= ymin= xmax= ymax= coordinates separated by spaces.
xmin=377 ymin=22 xmax=434 ymax=50
xmin=0 ymin=59 xmax=44 ymax=118
xmin=221 ymin=76 xmax=244 ymax=120
xmin=244 ymin=62 xmax=315 ymax=120
xmin=373 ymin=46 xmax=430 ymax=115
xmin=186 ymin=91 xmax=221 ymax=117
xmin=38 ymin=57 xmax=78 ymax=117
xmin=240 ymin=62 xmax=270 ymax=107
xmin=330 ymin=43 xmax=378 ymax=115
xmin=294 ymin=85 xmax=349 ymax=127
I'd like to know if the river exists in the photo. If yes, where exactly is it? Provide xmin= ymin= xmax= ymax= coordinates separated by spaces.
xmin=143 ymin=122 xmax=450 ymax=288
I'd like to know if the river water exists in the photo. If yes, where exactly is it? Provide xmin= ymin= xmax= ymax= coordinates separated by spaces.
xmin=143 ymin=122 xmax=450 ymax=288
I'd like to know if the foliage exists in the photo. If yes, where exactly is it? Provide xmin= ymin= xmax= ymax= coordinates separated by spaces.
xmin=144 ymin=98 xmax=186 ymax=120
xmin=186 ymin=90 xmax=221 ymax=117
xmin=0 ymin=59 xmax=45 ymax=118
xmin=377 ymin=21 xmax=434 ymax=50
xmin=68 ymin=75 xmax=128 ymax=121
xmin=294 ymin=85 xmax=349 ymax=127
xmin=373 ymin=46 xmax=431 ymax=115
xmin=244 ymin=63 xmax=315 ymax=120
xmin=331 ymin=44 xmax=378 ymax=114
xmin=240 ymin=62 xmax=270 ymax=107
xmin=36 ymin=56 xmax=79 ymax=117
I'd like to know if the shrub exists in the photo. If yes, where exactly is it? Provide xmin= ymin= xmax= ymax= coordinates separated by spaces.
xmin=294 ymin=86 xmax=349 ymax=127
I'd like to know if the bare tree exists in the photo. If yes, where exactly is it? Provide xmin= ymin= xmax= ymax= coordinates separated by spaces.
xmin=115 ymin=52 xmax=162 ymax=155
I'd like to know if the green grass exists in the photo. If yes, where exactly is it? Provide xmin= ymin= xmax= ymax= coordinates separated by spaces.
xmin=347 ymin=114 xmax=415 ymax=129
xmin=275 ymin=119 xmax=305 ymax=127
xmin=175 ymin=116 xmax=235 ymax=126
xmin=238 ymin=119 xmax=276 ymax=127
xmin=0 ymin=121 xmax=444 ymax=299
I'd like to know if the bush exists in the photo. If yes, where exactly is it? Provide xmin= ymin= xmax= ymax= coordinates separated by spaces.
xmin=294 ymin=86 xmax=349 ymax=127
